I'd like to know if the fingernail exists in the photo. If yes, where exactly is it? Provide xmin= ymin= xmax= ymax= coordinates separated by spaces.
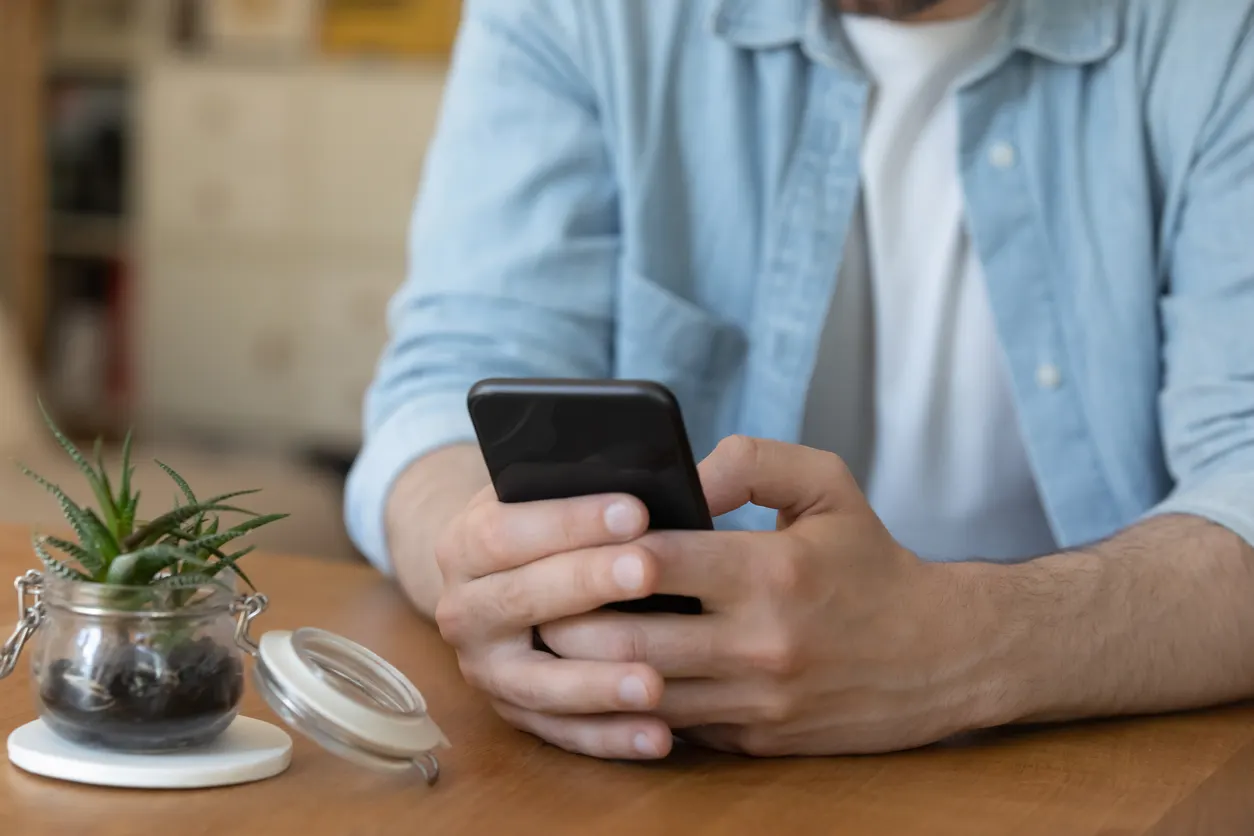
xmin=619 ymin=675 xmax=650 ymax=708
xmin=613 ymin=554 xmax=645 ymax=592
xmin=633 ymin=732 xmax=661 ymax=758
xmin=604 ymin=500 xmax=641 ymax=538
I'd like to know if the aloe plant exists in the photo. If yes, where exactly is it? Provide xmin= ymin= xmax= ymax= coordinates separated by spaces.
xmin=18 ymin=403 xmax=287 ymax=596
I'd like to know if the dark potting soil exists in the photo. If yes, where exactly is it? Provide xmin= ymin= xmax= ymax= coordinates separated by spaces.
xmin=39 ymin=636 xmax=245 ymax=752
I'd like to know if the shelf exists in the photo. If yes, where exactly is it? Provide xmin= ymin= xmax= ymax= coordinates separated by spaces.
xmin=49 ymin=214 xmax=129 ymax=260
xmin=46 ymin=42 xmax=138 ymax=78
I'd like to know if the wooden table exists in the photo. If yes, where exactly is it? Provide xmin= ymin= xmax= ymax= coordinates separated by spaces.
xmin=1 ymin=523 xmax=1252 ymax=835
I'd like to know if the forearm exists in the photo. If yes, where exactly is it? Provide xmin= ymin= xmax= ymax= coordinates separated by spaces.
xmin=384 ymin=444 xmax=489 ymax=619
xmin=959 ymin=515 xmax=1254 ymax=727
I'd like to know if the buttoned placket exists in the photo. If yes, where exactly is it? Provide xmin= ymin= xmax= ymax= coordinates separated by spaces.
xmin=739 ymin=61 xmax=869 ymax=445
xmin=956 ymin=63 xmax=1125 ymax=548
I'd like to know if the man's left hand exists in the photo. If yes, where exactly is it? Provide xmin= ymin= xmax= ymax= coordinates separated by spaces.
xmin=538 ymin=436 xmax=1004 ymax=757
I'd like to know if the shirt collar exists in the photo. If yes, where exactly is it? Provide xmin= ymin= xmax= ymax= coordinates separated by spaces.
xmin=708 ymin=0 xmax=1123 ymax=67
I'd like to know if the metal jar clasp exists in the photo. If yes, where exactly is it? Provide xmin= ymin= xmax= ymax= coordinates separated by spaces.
xmin=230 ymin=592 xmax=269 ymax=657
xmin=0 ymin=571 xmax=45 ymax=680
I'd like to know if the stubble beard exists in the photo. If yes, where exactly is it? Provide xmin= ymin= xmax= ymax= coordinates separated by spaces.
xmin=827 ymin=0 xmax=949 ymax=19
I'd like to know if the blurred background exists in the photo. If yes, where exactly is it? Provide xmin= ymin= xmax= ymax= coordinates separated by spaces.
xmin=0 ymin=0 xmax=459 ymax=563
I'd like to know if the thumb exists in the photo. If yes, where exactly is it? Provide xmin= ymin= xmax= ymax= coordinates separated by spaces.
xmin=697 ymin=436 xmax=858 ymax=520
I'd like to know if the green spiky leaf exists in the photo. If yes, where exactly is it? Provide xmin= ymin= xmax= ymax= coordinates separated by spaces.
xmin=41 ymin=535 xmax=105 ymax=578
xmin=206 ymin=545 xmax=257 ymax=590
xmin=117 ymin=429 xmax=136 ymax=534
xmin=178 ymin=513 xmax=287 ymax=556
xmin=105 ymin=544 xmax=214 ymax=585
xmin=153 ymin=571 xmax=228 ymax=591
xmin=155 ymin=460 xmax=196 ymax=506
xmin=101 ymin=551 xmax=142 ymax=585
xmin=201 ymin=516 xmax=220 ymax=541
xmin=18 ymin=464 xmax=104 ymax=555
xmin=123 ymin=500 xmax=262 ymax=551
xmin=83 ymin=507 xmax=121 ymax=559
xmin=124 ymin=489 xmax=141 ymax=535
xmin=33 ymin=537 xmax=90 ymax=581
xmin=156 ymin=529 xmax=253 ymax=588
xmin=21 ymin=414 xmax=283 ymax=607
xmin=36 ymin=400 xmax=118 ymax=533
xmin=155 ymin=459 xmax=205 ymax=542
xmin=160 ymin=522 xmax=225 ymax=550
xmin=93 ymin=438 xmax=117 ymax=533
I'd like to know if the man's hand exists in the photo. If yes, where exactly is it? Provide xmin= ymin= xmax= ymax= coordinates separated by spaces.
xmin=432 ymin=485 xmax=678 ymax=759
xmin=427 ymin=435 xmax=1254 ymax=761
xmin=539 ymin=436 xmax=997 ymax=757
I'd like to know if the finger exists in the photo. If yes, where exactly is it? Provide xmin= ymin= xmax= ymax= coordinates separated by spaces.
xmin=539 ymin=612 xmax=741 ymax=678
xmin=638 ymin=529 xmax=759 ymax=609
xmin=698 ymin=436 xmax=856 ymax=519
xmin=459 ymin=493 xmax=648 ymax=580
xmin=465 ymin=482 xmax=500 ymax=510
xmin=439 ymin=543 xmax=659 ymax=640
xmin=478 ymin=651 xmax=663 ymax=715
xmin=654 ymin=680 xmax=779 ymax=729
xmin=492 ymin=701 xmax=674 ymax=760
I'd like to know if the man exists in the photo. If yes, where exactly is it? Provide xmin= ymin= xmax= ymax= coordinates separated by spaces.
xmin=346 ymin=0 xmax=1254 ymax=761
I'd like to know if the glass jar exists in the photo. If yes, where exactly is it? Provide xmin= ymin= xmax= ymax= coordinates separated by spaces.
xmin=26 ymin=573 xmax=246 ymax=753
xmin=2 ymin=570 xmax=450 ymax=784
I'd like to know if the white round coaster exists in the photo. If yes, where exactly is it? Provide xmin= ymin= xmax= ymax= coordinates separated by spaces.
xmin=7 ymin=716 xmax=293 ymax=789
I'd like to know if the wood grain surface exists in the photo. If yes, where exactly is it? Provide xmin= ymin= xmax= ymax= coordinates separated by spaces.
xmin=0 ymin=522 xmax=1252 ymax=835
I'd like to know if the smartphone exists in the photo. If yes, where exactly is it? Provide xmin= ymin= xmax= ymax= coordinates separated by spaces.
xmin=467 ymin=378 xmax=708 ymax=615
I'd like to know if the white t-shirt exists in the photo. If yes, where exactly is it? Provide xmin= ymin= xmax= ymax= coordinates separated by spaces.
xmin=801 ymin=3 xmax=1057 ymax=562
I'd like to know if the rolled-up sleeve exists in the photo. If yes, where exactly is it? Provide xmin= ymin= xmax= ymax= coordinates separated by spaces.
xmin=1145 ymin=14 xmax=1254 ymax=547
xmin=345 ymin=0 xmax=617 ymax=573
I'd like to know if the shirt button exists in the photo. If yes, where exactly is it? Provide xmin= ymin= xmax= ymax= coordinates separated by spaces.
xmin=989 ymin=141 xmax=1017 ymax=169
xmin=1036 ymin=363 xmax=1063 ymax=390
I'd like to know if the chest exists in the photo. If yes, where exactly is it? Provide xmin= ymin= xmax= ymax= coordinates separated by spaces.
xmin=602 ymin=42 xmax=1176 ymax=545
xmin=608 ymin=46 xmax=1166 ymax=340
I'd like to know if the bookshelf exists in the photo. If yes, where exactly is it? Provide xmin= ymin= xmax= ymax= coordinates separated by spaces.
xmin=5 ymin=0 xmax=459 ymax=451
xmin=36 ymin=1 xmax=159 ymax=440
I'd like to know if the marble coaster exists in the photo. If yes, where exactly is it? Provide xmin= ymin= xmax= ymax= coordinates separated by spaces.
xmin=7 ymin=715 xmax=292 ymax=789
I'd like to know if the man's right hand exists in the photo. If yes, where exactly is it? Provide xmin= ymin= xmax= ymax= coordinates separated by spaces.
xmin=432 ymin=487 xmax=674 ymax=759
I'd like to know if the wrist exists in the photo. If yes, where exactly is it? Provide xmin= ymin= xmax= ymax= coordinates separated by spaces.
xmin=941 ymin=550 xmax=1111 ymax=730
xmin=924 ymin=558 xmax=1053 ymax=733
xmin=385 ymin=445 xmax=488 ymax=618
xmin=384 ymin=444 xmax=486 ymax=545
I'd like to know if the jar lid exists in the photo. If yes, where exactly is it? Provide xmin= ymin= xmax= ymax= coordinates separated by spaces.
xmin=251 ymin=628 xmax=448 ymax=783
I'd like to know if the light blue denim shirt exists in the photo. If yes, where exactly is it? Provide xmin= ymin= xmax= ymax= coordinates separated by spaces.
xmin=346 ymin=0 xmax=1254 ymax=573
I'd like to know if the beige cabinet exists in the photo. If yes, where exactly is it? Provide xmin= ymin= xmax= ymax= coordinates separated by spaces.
xmin=143 ymin=66 xmax=302 ymax=238
xmin=136 ymin=59 xmax=447 ymax=451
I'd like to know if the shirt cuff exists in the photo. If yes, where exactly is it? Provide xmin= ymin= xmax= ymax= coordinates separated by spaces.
xmin=1142 ymin=470 xmax=1254 ymax=549
xmin=344 ymin=395 xmax=478 ymax=575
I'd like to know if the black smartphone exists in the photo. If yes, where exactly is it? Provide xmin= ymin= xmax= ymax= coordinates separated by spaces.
xmin=467 ymin=378 xmax=708 ymax=615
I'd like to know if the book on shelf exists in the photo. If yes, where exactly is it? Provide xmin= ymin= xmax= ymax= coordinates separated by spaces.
xmin=319 ymin=0 xmax=461 ymax=58
xmin=44 ymin=257 xmax=131 ymax=439
xmin=46 ymin=76 xmax=129 ymax=219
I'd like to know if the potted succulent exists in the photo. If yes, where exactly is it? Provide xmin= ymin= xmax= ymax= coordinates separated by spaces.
xmin=2 ymin=406 xmax=286 ymax=752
